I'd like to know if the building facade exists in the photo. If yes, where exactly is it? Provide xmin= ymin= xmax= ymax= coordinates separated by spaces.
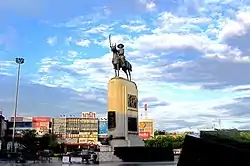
xmin=52 ymin=112 xmax=99 ymax=146
xmin=52 ymin=118 xmax=66 ymax=143
xmin=138 ymin=118 xmax=154 ymax=140
xmin=7 ymin=116 xmax=33 ymax=138
xmin=78 ymin=118 xmax=98 ymax=144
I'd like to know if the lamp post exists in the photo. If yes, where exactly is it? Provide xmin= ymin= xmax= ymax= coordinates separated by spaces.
xmin=12 ymin=58 xmax=24 ymax=152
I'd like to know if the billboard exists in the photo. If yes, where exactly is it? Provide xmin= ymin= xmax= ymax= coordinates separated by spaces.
xmin=10 ymin=117 xmax=23 ymax=122
xmin=23 ymin=117 xmax=32 ymax=122
xmin=82 ymin=112 xmax=96 ymax=119
xmin=139 ymin=132 xmax=151 ymax=140
xmin=32 ymin=117 xmax=50 ymax=135
xmin=98 ymin=120 xmax=108 ymax=135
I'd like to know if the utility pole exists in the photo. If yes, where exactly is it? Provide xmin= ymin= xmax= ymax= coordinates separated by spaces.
xmin=218 ymin=118 xmax=222 ymax=130
xmin=12 ymin=58 xmax=24 ymax=152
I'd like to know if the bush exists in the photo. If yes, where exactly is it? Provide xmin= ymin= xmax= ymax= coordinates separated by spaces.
xmin=144 ymin=134 xmax=185 ymax=149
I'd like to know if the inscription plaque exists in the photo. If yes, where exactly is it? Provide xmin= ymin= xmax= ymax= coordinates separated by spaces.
xmin=128 ymin=94 xmax=138 ymax=109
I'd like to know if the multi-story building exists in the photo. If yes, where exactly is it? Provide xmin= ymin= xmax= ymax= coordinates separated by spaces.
xmin=6 ymin=116 xmax=52 ymax=138
xmin=78 ymin=117 xmax=98 ymax=144
xmin=52 ymin=118 xmax=66 ymax=143
xmin=138 ymin=118 xmax=154 ymax=140
xmin=6 ymin=116 xmax=33 ymax=138
xmin=6 ymin=116 xmax=33 ymax=151
xmin=52 ymin=112 xmax=99 ymax=147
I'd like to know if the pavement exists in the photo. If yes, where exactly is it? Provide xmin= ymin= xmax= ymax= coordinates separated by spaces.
xmin=0 ymin=162 xmax=177 ymax=166
xmin=0 ymin=156 xmax=179 ymax=166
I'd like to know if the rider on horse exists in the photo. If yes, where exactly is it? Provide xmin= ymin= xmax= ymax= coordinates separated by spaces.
xmin=117 ymin=43 xmax=126 ymax=67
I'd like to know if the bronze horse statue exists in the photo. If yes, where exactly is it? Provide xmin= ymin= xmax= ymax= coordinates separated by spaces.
xmin=111 ymin=45 xmax=132 ymax=81
xmin=109 ymin=35 xmax=132 ymax=81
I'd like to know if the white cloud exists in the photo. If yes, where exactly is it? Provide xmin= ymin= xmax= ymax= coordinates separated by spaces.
xmin=139 ymin=0 xmax=156 ymax=11
xmin=1 ymin=0 xmax=249 ymax=131
xmin=75 ymin=39 xmax=90 ymax=47
xmin=47 ymin=36 xmax=57 ymax=46
xmin=121 ymin=24 xmax=148 ymax=32
xmin=36 ymin=5 xmax=250 ymax=129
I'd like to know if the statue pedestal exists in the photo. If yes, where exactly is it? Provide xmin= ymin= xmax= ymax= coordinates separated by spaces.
xmin=107 ymin=77 xmax=144 ymax=148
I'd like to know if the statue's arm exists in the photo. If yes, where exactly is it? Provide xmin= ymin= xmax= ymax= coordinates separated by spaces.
xmin=110 ymin=46 xmax=117 ymax=52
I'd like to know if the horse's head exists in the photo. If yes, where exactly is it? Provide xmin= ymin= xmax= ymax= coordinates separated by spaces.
xmin=110 ymin=43 xmax=117 ymax=52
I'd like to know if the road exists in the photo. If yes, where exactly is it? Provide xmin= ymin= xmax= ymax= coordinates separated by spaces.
xmin=0 ymin=156 xmax=179 ymax=166
xmin=0 ymin=161 xmax=178 ymax=166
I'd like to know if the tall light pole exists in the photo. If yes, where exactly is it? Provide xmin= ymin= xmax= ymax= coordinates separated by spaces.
xmin=12 ymin=58 xmax=24 ymax=152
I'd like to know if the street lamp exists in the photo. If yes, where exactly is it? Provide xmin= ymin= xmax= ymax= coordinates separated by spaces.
xmin=12 ymin=58 xmax=24 ymax=152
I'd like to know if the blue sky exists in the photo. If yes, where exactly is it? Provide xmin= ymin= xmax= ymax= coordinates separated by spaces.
xmin=0 ymin=0 xmax=250 ymax=131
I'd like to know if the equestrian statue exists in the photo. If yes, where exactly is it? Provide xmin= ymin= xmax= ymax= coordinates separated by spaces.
xmin=109 ymin=34 xmax=132 ymax=81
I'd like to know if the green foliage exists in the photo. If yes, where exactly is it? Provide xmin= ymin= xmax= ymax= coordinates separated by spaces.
xmin=19 ymin=130 xmax=59 ymax=152
xmin=201 ymin=130 xmax=250 ymax=143
xmin=19 ymin=130 xmax=38 ymax=152
xmin=39 ymin=133 xmax=59 ymax=150
xmin=238 ymin=132 xmax=250 ymax=141
xmin=144 ymin=134 xmax=185 ymax=149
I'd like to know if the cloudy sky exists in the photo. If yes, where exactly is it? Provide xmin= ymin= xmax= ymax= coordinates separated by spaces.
xmin=0 ymin=0 xmax=250 ymax=131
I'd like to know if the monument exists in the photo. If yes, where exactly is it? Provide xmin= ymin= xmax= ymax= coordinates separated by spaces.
xmin=98 ymin=35 xmax=173 ymax=162
xmin=107 ymin=34 xmax=144 ymax=148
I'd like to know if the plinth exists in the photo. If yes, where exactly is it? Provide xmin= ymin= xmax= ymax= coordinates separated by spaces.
xmin=107 ymin=77 xmax=144 ymax=148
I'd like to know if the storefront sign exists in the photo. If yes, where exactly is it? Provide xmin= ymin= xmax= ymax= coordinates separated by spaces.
xmin=65 ymin=138 xmax=78 ymax=144
xmin=82 ymin=112 xmax=96 ymax=119
xmin=32 ymin=117 xmax=50 ymax=122
xmin=139 ymin=132 xmax=151 ymax=140
xmin=10 ymin=117 xmax=23 ymax=122
xmin=23 ymin=117 xmax=32 ymax=122
xmin=32 ymin=117 xmax=50 ymax=135
xmin=139 ymin=122 xmax=146 ymax=129
xmin=98 ymin=120 xmax=108 ymax=135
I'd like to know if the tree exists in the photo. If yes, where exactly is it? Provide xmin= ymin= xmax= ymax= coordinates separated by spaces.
xmin=19 ymin=130 xmax=38 ymax=152
xmin=144 ymin=134 xmax=185 ymax=149
xmin=39 ymin=133 xmax=58 ymax=150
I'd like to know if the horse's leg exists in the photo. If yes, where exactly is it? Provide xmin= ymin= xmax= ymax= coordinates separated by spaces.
xmin=128 ymin=70 xmax=131 ymax=81
xmin=117 ymin=63 xmax=120 ymax=77
xmin=124 ymin=69 xmax=129 ymax=80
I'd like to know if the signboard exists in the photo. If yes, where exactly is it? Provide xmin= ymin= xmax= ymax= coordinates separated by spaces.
xmin=10 ymin=117 xmax=23 ymax=122
xmin=79 ymin=137 xmax=97 ymax=143
xmin=139 ymin=122 xmax=146 ymax=129
xmin=23 ymin=117 xmax=32 ymax=122
xmin=98 ymin=120 xmax=108 ymax=135
xmin=32 ymin=117 xmax=50 ymax=122
xmin=82 ymin=112 xmax=96 ymax=119
xmin=65 ymin=138 xmax=78 ymax=144
xmin=139 ymin=132 xmax=151 ymax=140
xmin=32 ymin=117 xmax=50 ymax=135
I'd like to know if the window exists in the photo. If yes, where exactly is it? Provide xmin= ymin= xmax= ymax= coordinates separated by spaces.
xmin=16 ymin=122 xmax=32 ymax=128
xmin=128 ymin=117 xmax=137 ymax=132
xmin=108 ymin=111 xmax=116 ymax=129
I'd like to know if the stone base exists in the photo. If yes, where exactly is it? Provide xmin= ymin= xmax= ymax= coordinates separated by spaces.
xmin=109 ymin=134 xmax=144 ymax=148
xmin=127 ymin=134 xmax=145 ymax=147
xmin=109 ymin=139 xmax=129 ymax=148
xmin=98 ymin=145 xmax=122 ymax=162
